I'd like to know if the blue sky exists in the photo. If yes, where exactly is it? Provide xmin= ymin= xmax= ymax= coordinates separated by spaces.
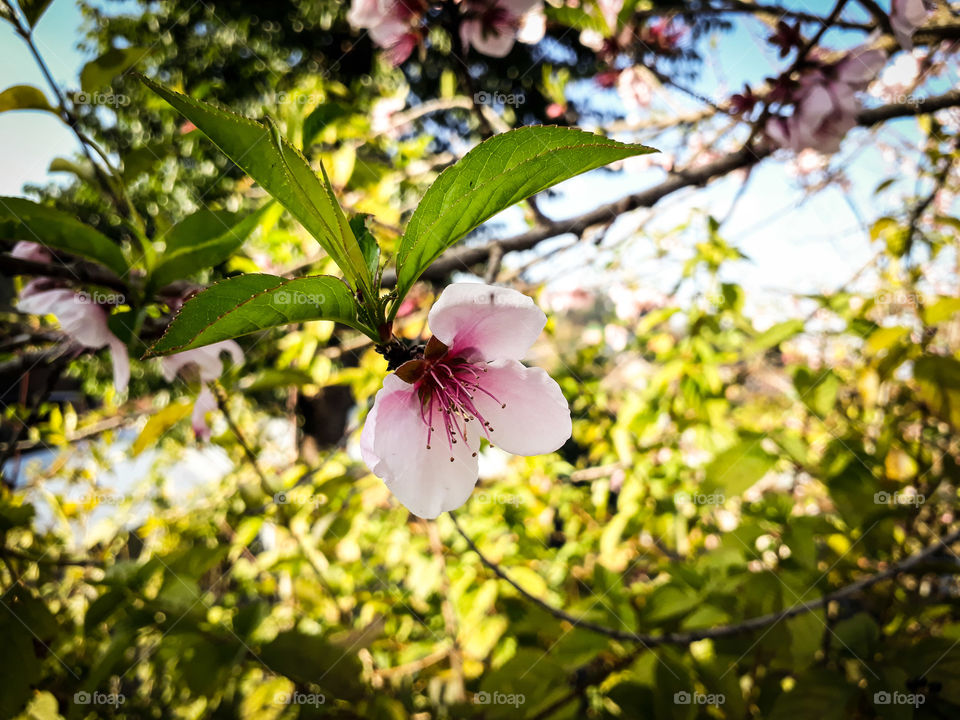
xmin=1 ymin=0 xmax=952 ymax=319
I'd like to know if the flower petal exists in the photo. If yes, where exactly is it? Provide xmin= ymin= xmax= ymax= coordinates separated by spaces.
xmin=191 ymin=385 xmax=217 ymax=441
xmin=11 ymin=241 xmax=51 ymax=264
xmin=161 ymin=340 xmax=244 ymax=382
xmin=428 ymin=283 xmax=546 ymax=361
xmin=470 ymin=359 xmax=571 ymax=456
xmin=107 ymin=337 xmax=131 ymax=393
xmin=361 ymin=374 xmax=480 ymax=518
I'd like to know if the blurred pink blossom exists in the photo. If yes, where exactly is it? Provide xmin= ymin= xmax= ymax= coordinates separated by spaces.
xmin=161 ymin=341 xmax=244 ymax=440
xmin=890 ymin=0 xmax=931 ymax=51
xmin=766 ymin=46 xmax=887 ymax=153
xmin=460 ymin=0 xmax=544 ymax=57
xmin=14 ymin=241 xmax=129 ymax=392
xmin=347 ymin=0 xmax=421 ymax=64
xmin=608 ymin=284 xmax=667 ymax=320
xmin=18 ymin=287 xmax=130 ymax=393
xmin=617 ymin=66 xmax=655 ymax=110
xmin=542 ymin=286 xmax=595 ymax=314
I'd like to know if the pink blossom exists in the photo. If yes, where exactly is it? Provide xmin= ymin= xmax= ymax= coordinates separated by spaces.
xmin=869 ymin=51 xmax=921 ymax=101
xmin=347 ymin=0 xmax=420 ymax=64
xmin=12 ymin=240 xmax=52 ymax=264
xmin=17 ymin=287 xmax=130 ymax=393
xmin=161 ymin=341 xmax=244 ymax=440
xmin=361 ymin=283 xmax=571 ymax=518
xmin=371 ymin=95 xmax=407 ymax=136
xmin=617 ymin=66 xmax=655 ymax=110
xmin=890 ymin=0 xmax=931 ymax=51
xmin=542 ymin=286 xmax=595 ymax=314
xmin=766 ymin=46 xmax=886 ymax=153
xmin=460 ymin=0 xmax=543 ymax=57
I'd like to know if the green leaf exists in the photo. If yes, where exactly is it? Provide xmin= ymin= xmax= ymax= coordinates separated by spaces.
xmin=148 ymin=274 xmax=363 ymax=355
xmin=914 ymin=355 xmax=960 ymax=430
xmin=703 ymin=439 xmax=776 ymax=496
xmin=768 ymin=669 xmax=854 ymax=720
xmin=793 ymin=367 xmax=840 ymax=418
xmin=137 ymin=76 xmax=370 ymax=291
xmin=48 ymin=157 xmax=96 ymax=184
xmin=350 ymin=214 xmax=380 ymax=281
xmin=0 ymin=196 xmax=128 ymax=277
xmin=393 ymin=126 xmax=656 ymax=309
xmin=18 ymin=0 xmax=53 ymax=27
xmin=0 ymin=84 xmax=55 ymax=114
xmin=131 ymin=400 xmax=193 ymax=455
xmin=80 ymin=47 xmax=150 ymax=93
xmin=260 ymin=630 xmax=365 ymax=700
xmin=151 ymin=204 xmax=272 ymax=289
xmin=747 ymin=318 xmax=804 ymax=355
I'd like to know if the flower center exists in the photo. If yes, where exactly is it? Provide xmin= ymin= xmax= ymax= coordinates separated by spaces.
xmin=394 ymin=339 xmax=506 ymax=462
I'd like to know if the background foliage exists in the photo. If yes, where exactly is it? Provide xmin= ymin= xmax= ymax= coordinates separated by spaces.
xmin=1 ymin=0 xmax=960 ymax=718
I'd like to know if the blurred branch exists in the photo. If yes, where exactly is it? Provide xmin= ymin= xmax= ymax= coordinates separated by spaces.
xmin=451 ymin=513 xmax=960 ymax=646
xmin=1 ymin=253 xmax=130 ymax=293
xmin=383 ymin=89 xmax=960 ymax=287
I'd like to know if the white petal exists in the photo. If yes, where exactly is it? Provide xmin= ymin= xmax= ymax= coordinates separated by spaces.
xmin=470 ymin=359 xmax=571 ymax=456
xmin=361 ymin=374 xmax=480 ymax=518
xmin=428 ymin=282 xmax=546 ymax=361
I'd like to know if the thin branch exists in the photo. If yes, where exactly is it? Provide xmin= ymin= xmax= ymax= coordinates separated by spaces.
xmin=1 ymin=253 xmax=130 ymax=293
xmin=451 ymin=513 xmax=960 ymax=646
xmin=382 ymin=90 xmax=960 ymax=287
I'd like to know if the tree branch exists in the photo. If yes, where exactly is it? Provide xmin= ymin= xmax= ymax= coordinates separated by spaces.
xmin=382 ymin=90 xmax=960 ymax=288
xmin=451 ymin=513 xmax=960 ymax=647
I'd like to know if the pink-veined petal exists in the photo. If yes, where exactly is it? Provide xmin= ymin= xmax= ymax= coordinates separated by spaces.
xmin=428 ymin=283 xmax=546 ymax=361
xmin=361 ymin=374 xmax=480 ymax=518
xmin=470 ymin=359 xmax=571 ymax=456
